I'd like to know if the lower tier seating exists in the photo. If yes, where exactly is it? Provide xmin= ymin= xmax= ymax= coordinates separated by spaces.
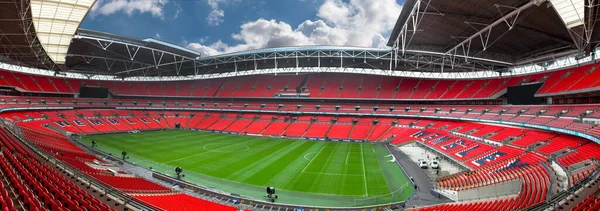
xmin=3 ymin=108 xmax=600 ymax=211
xmin=558 ymin=143 xmax=600 ymax=167
xmin=10 ymin=122 xmax=244 ymax=211
xmin=0 ymin=129 xmax=112 ymax=211
xmin=416 ymin=165 xmax=550 ymax=211
xmin=571 ymin=194 xmax=600 ymax=211
xmin=91 ymin=174 xmax=171 ymax=193
xmin=134 ymin=193 xmax=239 ymax=211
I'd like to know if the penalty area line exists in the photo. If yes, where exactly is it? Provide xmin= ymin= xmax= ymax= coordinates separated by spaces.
xmin=300 ymin=143 xmax=328 ymax=173
xmin=301 ymin=171 xmax=363 ymax=176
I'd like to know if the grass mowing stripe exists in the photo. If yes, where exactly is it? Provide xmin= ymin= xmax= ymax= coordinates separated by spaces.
xmin=365 ymin=145 xmax=393 ymax=196
xmin=184 ymin=138 xmax=278 ymax=175
xmin=237 ymin=141 xmax=312 ymax=184
xmin=300 ymin=142 xmax=328 ymax=173
xmin=277 ymin=141 xmax=326 ymax=189
xmin=314 ymin=143 xmax=345 ymax=195
xmin=164 ymin=138 xmax=257 ymax=164
xmin=308 ymin=143 xmax=342 ymax=195
xmin=213 ymin=140 xmax=304 ymax=180
xmin=157 ymin=135 xmax=259 ymax=162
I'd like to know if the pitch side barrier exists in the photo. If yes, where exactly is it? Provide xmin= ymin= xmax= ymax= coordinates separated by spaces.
xmin=115 ymin=106 xmax=600 ymax=145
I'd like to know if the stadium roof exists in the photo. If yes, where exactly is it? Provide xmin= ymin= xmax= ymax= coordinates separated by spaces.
xmin=30 ymin=0 xmax=94 ymax=64
xmin=62 ymin=29 xmax=518 ymax=78
xmin=0 ymin=0 xmax=93 ymax=71
xmin=387 ymin=0 xmax=600 ymax=65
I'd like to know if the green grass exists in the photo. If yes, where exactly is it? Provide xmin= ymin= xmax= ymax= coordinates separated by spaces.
xmin=80 ymin=130 xmax=413 ymax=207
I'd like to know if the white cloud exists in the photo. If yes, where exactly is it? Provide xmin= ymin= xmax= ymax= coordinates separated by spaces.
xmin=91 ymin=0 xmax=169 ymax=19
xmin=187 ymin=42 xmax=224 ymax=57
xmin=206 ymin=0 xmax=233 ymax=26
xmin=154 ymin=33 xmax=161 ymax=39
xmin=207 ymin=9 xmax=224 ymax=26
xmin=187 ymin=0 xmax=402 ymax=57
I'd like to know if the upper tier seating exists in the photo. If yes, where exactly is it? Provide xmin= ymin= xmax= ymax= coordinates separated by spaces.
xmin=3 ymin=60 xmax=600 ymax=99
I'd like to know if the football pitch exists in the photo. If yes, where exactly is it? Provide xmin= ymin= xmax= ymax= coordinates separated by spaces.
xmin=80 ymin=130 xmax=414 ymax=207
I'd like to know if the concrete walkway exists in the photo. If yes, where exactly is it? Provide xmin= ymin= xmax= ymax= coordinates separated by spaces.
xmin=384 ymin=143 xmax=453 ymax=209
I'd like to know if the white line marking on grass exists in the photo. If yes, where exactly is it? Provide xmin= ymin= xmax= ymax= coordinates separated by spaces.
xmin=301 ymin=171 xmax=363 ymax=176
xmin=202 ymin=143 xmax=250 ymax=152
xmin=360 ymin=144 xmax=369 ymax=197
xmin=301 ymin=143 xmax=327 ymax=173
xmin=164 ymin=140 xmax=254 ymax=164
xmin=303 ymin=152 xmax=316 ymax=161
xmin=345 ymin=146 xmax=351 ymax=165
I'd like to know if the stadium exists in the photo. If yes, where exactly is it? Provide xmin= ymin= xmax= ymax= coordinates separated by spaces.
xmin=0 ymin=0 xmax=599 ymax=210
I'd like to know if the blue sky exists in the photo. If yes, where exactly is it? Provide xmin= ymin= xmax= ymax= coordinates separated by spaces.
xmin=83 ymin=0 xmax=404 ymax=56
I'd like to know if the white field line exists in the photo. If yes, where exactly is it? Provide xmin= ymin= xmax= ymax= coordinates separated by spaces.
xmin=164 ymin=139 xmax=254 ymax=164
xmin=345 ymin=145 xmax=351 ymax=165
xmin=300 ymin=143 xmax=328 ymax=173
xmin=360 ymin=144 xmax=369 ymax=197
xmin=301 ymin=171 xmax=363 ymax=176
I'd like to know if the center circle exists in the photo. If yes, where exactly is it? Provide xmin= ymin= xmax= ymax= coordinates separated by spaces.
xmin=203 ymin=143 xmax=250 ymax=152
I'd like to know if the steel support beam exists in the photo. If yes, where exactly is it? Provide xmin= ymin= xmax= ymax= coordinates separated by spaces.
xmin=556 ymin=0 xmax=599 ymax=52
xmin=444 ymin=0 xmax=545 ymax=57
xmin=393 ymin=0 xmax=439 ymax=56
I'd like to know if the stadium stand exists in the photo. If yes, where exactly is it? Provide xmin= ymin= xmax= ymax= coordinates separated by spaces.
xmin=0 ymin=90 xmax=600 ymax=211
xmin=134 ymin=194 xmax=240 ymax=211
xmin=2 ymin=62 xmax=600 ymax=99
xmin=571 ymin=193 xmax=600 ymax=211
xmin=9 ymin=118 xmax=252 ymax=211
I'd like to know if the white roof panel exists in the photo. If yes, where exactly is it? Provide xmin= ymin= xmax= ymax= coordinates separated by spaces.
xmin=550 ymin=0 xmax=585 ymax=28
xmin=31 ymin=0 xmax=94 ymax=64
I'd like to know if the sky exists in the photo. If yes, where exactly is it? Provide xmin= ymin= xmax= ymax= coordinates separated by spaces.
xmin=82 ymin=0 xmax=404 ymax=57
